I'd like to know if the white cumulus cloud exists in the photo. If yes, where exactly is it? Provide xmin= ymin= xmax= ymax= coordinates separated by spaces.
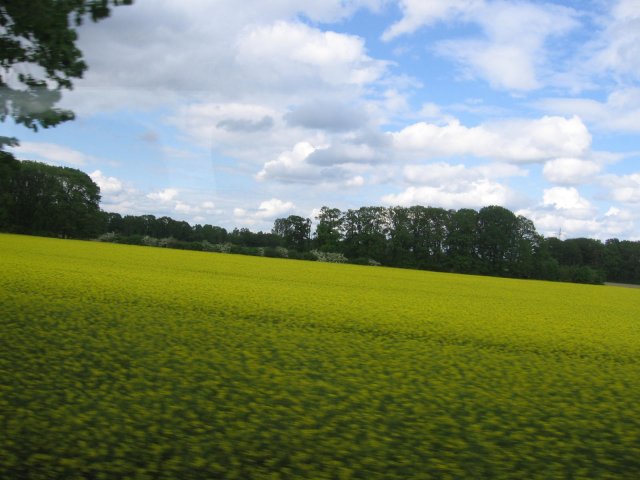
xmin=384 ymin=0 xmax=578 ymax=91
xmin=403 ymin=162 xmax=527 ymax=185
xmin=147 ymin=188 xmax=179 ymax=203
xmin=588 ymin=0 xmax=640 ymax=82
xmin=542 ymin=158 xmax=602 ymax=185
xmin=536 ymin=88 xmax=640 ymax=133
xmin=256 ymin=141 xmax=371 ymax=186
xmin=256 ymin=142 xmax=321 ymax=184
xmin=382 ymin=161 xmax=523 ymax=209
xmin=601 ymin=172 xmax=640 ymax=205
xmin=233 ymin=198 xmax=296 ymax=228
xmin=90 ymin=170 xmax=123 ymax=194
xmin=392 ymin=115 xmax=591 ymax=163
xmin=236 ymin=21 xmax=388 ymax=89
xmin=12 ymin=142 xmax=93 ymax=166
xmin=382 ymin=180 xmax=513 ymax=209
xmin=543 ymin=187 xmax=592 ymax=212
xmin=382 ymin=0 xmax=484 ymax=41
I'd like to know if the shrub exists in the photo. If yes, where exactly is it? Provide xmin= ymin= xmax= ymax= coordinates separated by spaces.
xmin=310 ymin=250 xmax=348 ymax=263
xmin=142 ymin=235 xmax=159 ymax=247
xmin=97 ymin=232 xmax=119 ymax=243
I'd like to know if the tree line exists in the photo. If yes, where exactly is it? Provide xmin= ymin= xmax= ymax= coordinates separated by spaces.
xmin=2 ymin=157 xmax=639 ymax=285
xmin=272 ymin=207 xmax=640 ymax=285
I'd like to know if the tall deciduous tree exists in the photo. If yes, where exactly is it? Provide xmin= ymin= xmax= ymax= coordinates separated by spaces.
xmin=0 ymin=0 xmax=133 ymax=152
xmin=386 ymin=206 xmax=412 ymax=267
xmin=341 ymin=207 xmax=388 ymax=262
xmin=273 ymin=215 xmax=311 ymax=251
xmin=6 ymin=160 xmax=101 ymax=237
xmin=476 ymin=205 xmax=519 ymax=275
xmin=315 ymin=206 xmax=343 ymax=252
xmin=445 ymin=208 xmax=479 ymax=273
xmin=0 ymin=149 xmax=19 ymax=227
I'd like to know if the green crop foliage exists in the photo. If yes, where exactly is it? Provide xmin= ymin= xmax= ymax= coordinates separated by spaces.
xmin=1 ymin=233 xmax=639 ymax=479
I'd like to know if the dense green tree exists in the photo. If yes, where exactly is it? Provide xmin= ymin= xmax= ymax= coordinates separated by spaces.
xmin=120 ymin=214 xmax=150 ymax=237
xmin=603 ymin=239 xmax=640 ymax=284
xmin=102 ymin=211 xmax=123 ymax=233
xmin=6 ymin=160 xmax=101 ymax=237
xmin=567 ymin=238 xmax=605 ymax=270
xmin=314 ymin=206 xmax=343 ymax=252
xmin=341 ymin=207 xmax=388 ymax=262
xmin=560 ymin=239 xmax=583 ymax=266
xmin=445 ymin=208 xmax=478 ymax=273
xmin=273 ymin=215 xmax=311 ymax=251
xmin=604 ymin=238 xmax=623 ymax=280
xmin=0 ymin=149 xmax=19 ymax=227
xmin=476 ymin=206 xmax=520 ymax=275
xmin=545 ymin=237 xmax=609 ymax=283
xmin=545 ymin=237 xmax=565 ymax=264
xmin=386 ymin=206 xmax=412 ymax=267
xmin=512 ymin=215 xmax=542 ymax=278
xmin=617 ymin=240 xmax=640 ymax=284
xmin=229 ymin=228 xmax=281 ymax=248
xmin=193 ymin=224 xmax=227 ymax=244
xmin=1 ymin=0 xmax=133 ymax=155
xmin=531 ymin=239 xmax=560 ymax=281
xmin=409 ymin=206 xmax=449 ymax=270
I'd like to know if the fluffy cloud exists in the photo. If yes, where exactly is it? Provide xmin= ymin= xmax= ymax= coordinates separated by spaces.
xmin=384 ymin=0 xmax=578 ymax=91
xmin=536 ymin=88 xmax=640 ymax=133
xmin=169 ymin=98 xmax=382 ymax=169
xmin=89 ymin=173 xmax=224 ymax=225
xmin=233 ymin=198 xmax=296 ymax=227
xmin=543 ymin=187 xmax=593 ymax=212
xmin=168 ymin=102 xmax=284 ymax=152
xmin=172 ymin=200 xmax=218 ymax=217
xmin=90 ymin=170 xmax=123 ymax=194
xmin=542 ymin=158 xmax=602 ymax=185
xmin=216 ymin=116 xmax=275 ymax=133
xmin=12 ymin=142 xmax=93 ymax=166
xmin=601 ymin=173 xmax=640 ymax=205
xmin=518 ymin=210 xmax=602 ymax=238
xmin=90 ymin=174 xmax=147 ymax=216
xmin=66 ymin=4 xmax=390 ymax=114
xmin=518 ymin=199 xmax=640 ymax=240
xmin=382 ymin=0 xmax=484 ymax=40
xmin=514 ymin=187 xmax=603 ymax=239
xmin=403 ymin=162 xmax=527 ymax=185
xmin=307 ymin=139 xmax=387 ymax=166
xmin=391 ymin=115 xmax=591 ymax=162
xmin=601 ymin=207 xmax=640 ymax=239
xmin=382 ymin=180 xmax=513 ymax=209
xmin=256 ymin=142 xmax=368 ymax=186
xmin=588 ymin=0 xmax=640 ymax=82
xmin=284 ymin=100 xmax=368 ymax=132
xmin=381 ymin=161 xmax=525 ymax=209
xmin=235 ymin=21 xmax=387 ymax=90
xmin=256 ymin=142 xmax=322 ymax=184
xmin=147 ymin=188 xmax=179 ymax=203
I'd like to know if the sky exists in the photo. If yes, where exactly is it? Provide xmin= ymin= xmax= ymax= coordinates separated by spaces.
xmin=6 ymin=0 xmax=640 ymax=240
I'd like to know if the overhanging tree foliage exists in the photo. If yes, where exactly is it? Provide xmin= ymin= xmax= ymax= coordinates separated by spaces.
xmin=0 ymin=0 xmax=133 ymax=153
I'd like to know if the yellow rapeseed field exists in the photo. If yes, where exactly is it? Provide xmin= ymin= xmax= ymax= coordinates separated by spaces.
xmin=1 ymin=233 xmax=639 ymax=479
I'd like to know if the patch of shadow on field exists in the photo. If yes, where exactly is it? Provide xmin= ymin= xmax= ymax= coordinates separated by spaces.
xmin=239 ymin=312 xmax=638 ymax=366
xmin=605 ymin=282 xmax=640 ymax=289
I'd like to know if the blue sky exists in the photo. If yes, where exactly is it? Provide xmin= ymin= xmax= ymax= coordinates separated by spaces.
xmin=6 ymin=0 xmax=640 ymax=239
